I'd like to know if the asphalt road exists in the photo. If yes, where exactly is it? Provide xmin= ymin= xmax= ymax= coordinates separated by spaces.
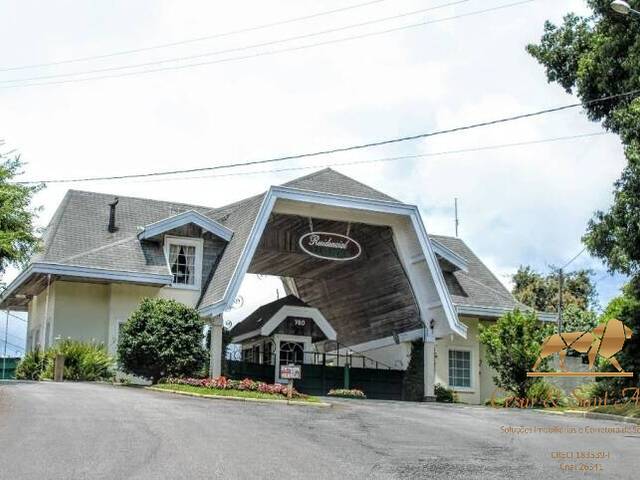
xmin=1 ymin=381 xmax=639 ymax=480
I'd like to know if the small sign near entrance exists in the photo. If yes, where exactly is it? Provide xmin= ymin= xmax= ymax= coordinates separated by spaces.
xmin=280 ymin=364 xmax=302 ymax=380
xmin=299 ymin=232 xmax=362 ymax=261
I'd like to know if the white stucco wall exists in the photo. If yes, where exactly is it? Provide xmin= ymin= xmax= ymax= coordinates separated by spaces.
xmin=356 ymin=342 xmax=412 ymax=370
xmin=355 ymin=316 xmax=499 ymax=405
xmin=435 ymin=316 xmax=483 ymax=404
xmin=25 ymin=280 xmax=202 ymax=355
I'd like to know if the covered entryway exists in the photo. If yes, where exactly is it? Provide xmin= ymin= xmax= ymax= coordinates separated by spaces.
xmin=228 ymin=294 xmax=405 ymax=399
xmin=203 ymin=176 xmax=469 ymax=400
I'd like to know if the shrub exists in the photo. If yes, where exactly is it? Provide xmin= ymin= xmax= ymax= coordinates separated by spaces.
xmin=402 ymin=340 xmax=424 ymax=401
xmin=15 ymin=349 xmax=48 ymax=380
xmin=16 ymin=341 xmax=113 ymax=381
xmin=526 ymin=380 xmax=567 ymax=407
xmin=434 ymin=383 xmax=458 ymax=403
xmin=327 ymin=388 xmax=366 ymax=399
xmin=43 ymin=339 xmax=113 ymax=381
xmin=162 ymin=376 xmax=305 ymax=399
xmin=573 ymin=381 xmax=620 ymax=404
xmin=479 ymin=309 xmax=553 ymax=398
xmin=118 ymin=298 xmax=207 ymax=383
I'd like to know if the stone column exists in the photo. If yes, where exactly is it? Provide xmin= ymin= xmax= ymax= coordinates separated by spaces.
xmin=423 ymin=334 xmax=436 ymax=401
xmin=209 ymin=316 xmax=224 ymax=379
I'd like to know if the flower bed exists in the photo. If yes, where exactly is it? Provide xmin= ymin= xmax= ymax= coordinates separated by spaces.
xmin=327 ymin=388 xmax=367 ymax=399
xmin=160 ymin=376 xmax=308 ymax=400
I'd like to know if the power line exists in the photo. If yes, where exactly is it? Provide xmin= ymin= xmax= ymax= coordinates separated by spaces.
xmin=2 ymin=311 xmax=27 ymax=323
xmin=14 ymin=86 xmax=638 ymax=184
xmin=0 ymin=0 xmax=390 ymax=72
xmin=1 ymin=0 xmax=469 ymax=84
xmin=560 ymin=247 xmax=587 ymax=270
xmin=3 ymin=0 xmax=535 ymax=89
xmin=1 ymin=340 xmax=25 ymax=352
xmin=0 ymin=330 xmax=26 ymax=343
xmin=593 ymin=272 xmax=613 ymax=284
xmin=123 ymin=132 xmax=609 ymax=185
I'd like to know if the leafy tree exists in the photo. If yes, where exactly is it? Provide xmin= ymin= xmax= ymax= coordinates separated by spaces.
xmin=562 ymin=303 xmax=599 ymax=333
xmin=118 ymin=298 xmax=207 ymax=383
xmin=0 ymin=156 xmax=42 ymax=276
xmin=479 ymin=310 xmax=553 ymax=397
xmin=598 ymin=279 xmax=640 ymax=389
xmin=527 ymin=1 xmax=640 ymax=393
xmin=526 ymin=1 xmax=640 ymax=276
xmin=512 ymin=266 xmax=597 ymax=314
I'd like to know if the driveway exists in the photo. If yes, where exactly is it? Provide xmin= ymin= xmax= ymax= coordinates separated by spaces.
xmin=0 ymin=381 xmax=638 ymax=479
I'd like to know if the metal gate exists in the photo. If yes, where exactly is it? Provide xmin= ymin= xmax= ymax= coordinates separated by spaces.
xmin=0 ymin=357 xmax=20 ymax=380
xmin=226 ymin=349 xmax=404 ymax=400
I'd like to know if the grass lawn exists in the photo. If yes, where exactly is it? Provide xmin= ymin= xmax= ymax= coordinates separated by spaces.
xmin=590 ymin=403 xmax=640 ymax=418
xmin=153 ymin=383 xmax=320 ymax=403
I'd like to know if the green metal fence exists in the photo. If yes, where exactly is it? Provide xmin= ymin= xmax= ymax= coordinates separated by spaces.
xmin=0 ymin=357 xmax=20 ymax=380
xmin=227 ymin=353 xmax=405 ymax=400
xmin=227 ymin=360 xmax=275 ymax=384
xmin=297 ymin=363 xmax=404 ymax=400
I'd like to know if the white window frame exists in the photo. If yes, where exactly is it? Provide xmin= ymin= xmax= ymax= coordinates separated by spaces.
xmin=273 ymin=334 xmax=312 ymax=383
xmin=164 ymin=235 xmax=203 ymax=291
xmin=447 ymin=347 xmax=474 ymax=392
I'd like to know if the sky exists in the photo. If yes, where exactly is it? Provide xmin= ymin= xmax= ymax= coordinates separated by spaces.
xmin=0 ymin=0 xmax=630 ymax=354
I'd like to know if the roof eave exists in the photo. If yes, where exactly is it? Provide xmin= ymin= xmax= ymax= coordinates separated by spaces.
xmin=0 ymin=262 xmax=173 ymax=310
xmin=199 ymin=186 xmax=468 ymax=338
xmin=456 ymin=303 xmax=558 ymax=322
xmin=137 ymin=209 xmax=233 ymax=242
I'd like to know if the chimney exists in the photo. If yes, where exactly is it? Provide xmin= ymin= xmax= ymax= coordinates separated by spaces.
xmin=108 ymin=198 xmax=119 ymax=233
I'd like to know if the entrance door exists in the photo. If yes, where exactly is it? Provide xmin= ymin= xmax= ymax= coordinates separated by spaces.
xmin=279 ymin=341 xmax=304 ymax=365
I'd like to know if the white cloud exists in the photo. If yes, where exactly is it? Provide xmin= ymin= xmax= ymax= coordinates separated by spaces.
xmin=0 ymin=0 xmax=628 ymax=333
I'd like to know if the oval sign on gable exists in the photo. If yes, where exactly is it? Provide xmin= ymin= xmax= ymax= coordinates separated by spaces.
xmin=298 ymin=232 xmax=362 ymax=261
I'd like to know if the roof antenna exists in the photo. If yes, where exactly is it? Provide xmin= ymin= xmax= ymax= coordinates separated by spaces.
xmin=454 ymin=198 xmax=459 ymax=237
xmin=108 ymin=198 xmax=119 ymax=233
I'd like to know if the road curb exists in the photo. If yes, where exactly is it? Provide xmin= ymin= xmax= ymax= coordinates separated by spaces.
xmin=146 ymin=386 xmax=331 ymax=408
xmin=536 ymin=408 xmax=640 ymax=425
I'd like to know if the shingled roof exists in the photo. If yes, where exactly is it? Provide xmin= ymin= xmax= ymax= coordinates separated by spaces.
xmin=429 ymin=234 xmax=518 ymax=312
xmin=229 ymin=294 xmax=309 ymax=338
xmin=31 ymin=189 xmax=228 ymax=277
xmin=1 ymin=168 xmax=520 ymax=318
xmin=198 ymin=168 xmax=400 ymax=309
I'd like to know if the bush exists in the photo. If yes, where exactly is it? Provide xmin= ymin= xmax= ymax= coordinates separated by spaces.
xmin=162 ymin=376 xmax=306 ymax=399
xmin=15 ymin=349 xmax=48 ymax=380
xmin=43 ymin=339 xmax=113 ymax=381
xmin=15 ymin=340 xmax=113 ymax=381
xmin=526 ymin=380 xmax=567 ymax=407
xmin=434 ymin=383 xmax=458 ymax=403
xmin=327 ymin=388 xmax=366 ymax=399
xmin=118 ymin=298 xmax=207 ymax=383
xmin=573 ymin=381 xmax=620 ymax=404
xmin=479 ymin=309 xmax=553 ymax=398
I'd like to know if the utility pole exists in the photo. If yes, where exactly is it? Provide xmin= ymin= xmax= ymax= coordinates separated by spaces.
xmin=454 ymin=198 xmax=459 ymax=237
xmin=557 ymin=269 xmax=564 ymax=333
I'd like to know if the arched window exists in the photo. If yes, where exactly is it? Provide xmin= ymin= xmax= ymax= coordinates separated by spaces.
xmin=279 ymin=341 xmax=304 ymax=365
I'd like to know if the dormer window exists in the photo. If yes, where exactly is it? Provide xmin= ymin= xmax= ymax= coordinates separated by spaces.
xmin=164 ymin=236 xmax=203 ymax=290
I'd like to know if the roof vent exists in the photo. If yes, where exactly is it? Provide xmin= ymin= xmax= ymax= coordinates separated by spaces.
xmin=108 ymin=198 xmax=119 ymax=233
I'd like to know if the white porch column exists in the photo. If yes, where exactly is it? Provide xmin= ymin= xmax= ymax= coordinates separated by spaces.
xmin=209 ymin=316 xmax=224 ymax=379
xmin=423 ymin=333 xmax=436 ymax=401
